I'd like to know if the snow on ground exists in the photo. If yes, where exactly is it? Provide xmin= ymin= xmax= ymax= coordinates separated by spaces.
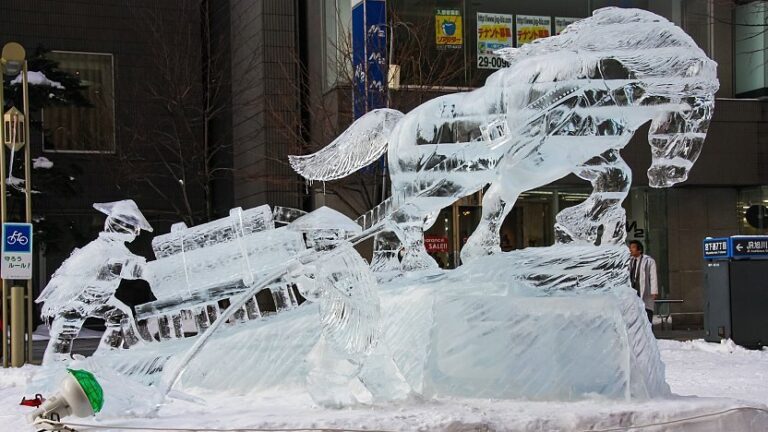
xmin=0 ymin=339 xmax=766 ymax=431
xmin=660 ymin=339 xmax=768 ymax=404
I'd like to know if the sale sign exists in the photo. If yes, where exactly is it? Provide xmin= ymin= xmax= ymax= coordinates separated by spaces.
xmin=425 ymin=235 xmax=450 ymax=253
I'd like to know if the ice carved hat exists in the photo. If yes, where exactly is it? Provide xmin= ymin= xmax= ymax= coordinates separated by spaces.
xmin=288 ymin=206 xmax=361 ymax=235
xmin=93 ymin=199 xmax=153 ymax=232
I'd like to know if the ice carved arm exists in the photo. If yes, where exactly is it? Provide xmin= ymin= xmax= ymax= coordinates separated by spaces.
xmin=116 ymin=255 xmax=149 ymax=280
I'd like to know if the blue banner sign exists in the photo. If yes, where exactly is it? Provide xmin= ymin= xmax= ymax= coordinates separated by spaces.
xmin=352 ymin=0 xmax=387 ymax=119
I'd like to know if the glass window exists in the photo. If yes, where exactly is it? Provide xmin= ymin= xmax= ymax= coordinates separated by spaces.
xmin=734 ymin=2 xmax=768 ymax=98
xmin=42 ymin=51 xmax=115 ymax=153
xmin=738 ymin=186 xmax=768 ymax=234
xmin=323 ymin=0 xmax=353 ymax=89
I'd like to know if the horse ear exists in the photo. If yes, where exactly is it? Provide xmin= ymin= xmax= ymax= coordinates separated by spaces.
xmin=597 ymin=58 xmax=635 ymax=80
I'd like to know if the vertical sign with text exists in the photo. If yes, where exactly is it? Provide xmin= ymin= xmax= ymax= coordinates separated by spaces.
xmin=2 ymin=223 xmax=33 ymax=279
xmin=435 ymin=8 xmax=463 ymax=49
xmin=476 ymin=12 xmax=513 ymax=69
xmin=515 ymin=15 xmax=551 ymax=46
xmin=352 ymin=0 xmax=388 ymax=119
xmin=555 ymin=17 xmax=580 ymax=35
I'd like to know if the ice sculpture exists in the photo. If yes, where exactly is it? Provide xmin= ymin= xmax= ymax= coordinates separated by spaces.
xmin=288 ymin=206 xmax=362 ymax=250
xmin=36 ymin=200 xmax=153 ymax=364
xmin=33 ymin=8 xmax=719 ymax=413
xmin=290 ymin=7 xmax=718 ymax=271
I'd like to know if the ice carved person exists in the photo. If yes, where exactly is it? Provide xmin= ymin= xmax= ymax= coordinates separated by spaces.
xmin=36 ymin=200 xmax=153 ymax=364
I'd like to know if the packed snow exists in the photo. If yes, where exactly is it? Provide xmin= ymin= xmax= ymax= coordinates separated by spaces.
xmin=660 ymin=339 xmax=768 ymax=404
xmin=0 ymin=338 xmax=766 ymax=431
xmin=9 ymin=71 xmax=64 ymax=89
xmin=32 ymin=157 xmax=53 ymax=170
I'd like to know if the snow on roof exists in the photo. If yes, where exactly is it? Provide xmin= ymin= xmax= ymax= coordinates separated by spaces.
xmin=10 ymin=71 xmax=64 ymax=89
xmin=33 ymin=156 xmax=54 ymax=169
xmin=288 ymin=206 xmax=362 ymax=234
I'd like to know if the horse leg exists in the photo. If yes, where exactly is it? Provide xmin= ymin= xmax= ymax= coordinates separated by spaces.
xmin=390 ymin=205 xmax=439 ymax=271
xmin=369 ymin=230 xmax=403 ymax=273
xmin=461 ymin=182 xmax=519 ymax=264
xmin=555 ymin=149 xmax=631 ymax=245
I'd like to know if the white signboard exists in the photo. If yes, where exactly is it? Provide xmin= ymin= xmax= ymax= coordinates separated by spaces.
xmin=2 ymin=223 xmax=33 ymax=279
xmin=555 ymin=16 xmax=580 ymax=35
xmin=515 ymin=14 xmax=551 ymax=46
xmin=476 ymin=12 xmax=514 ymax=69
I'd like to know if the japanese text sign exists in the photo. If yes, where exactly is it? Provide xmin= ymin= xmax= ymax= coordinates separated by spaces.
xmin=516 ymin=15 xmax=551 ymax=46
xmin=436 ymin=8 xmax=463 ymax=49
xmin=477 ymin=13 xmax=513 ymax=69
xmin=555 ymin=17 xmax=580 ymax=35
xmin=2 ymin=223 xmax=33 ymax=279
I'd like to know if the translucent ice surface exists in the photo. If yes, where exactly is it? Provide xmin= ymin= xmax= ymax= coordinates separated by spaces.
xmin=33 ymin=8 xmax=717 ymax=409
xmin=290 ymin=7 xmax=718 ymax=270
xmin=36 ymin=200 xmax=151 ymax=364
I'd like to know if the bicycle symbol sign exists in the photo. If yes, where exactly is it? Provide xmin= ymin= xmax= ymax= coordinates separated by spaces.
xmin=3 ymin=223 xmax=32 ymax=254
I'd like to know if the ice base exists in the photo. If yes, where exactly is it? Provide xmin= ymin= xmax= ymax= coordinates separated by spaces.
xmin=40 ymin=245 xmax=669 ymax=405
xmin=426 ymin=294 xmax=634 ymax=399
xmin=374 ymin=244 xmax=668 ymax=402
xmin=379 ymin=281 xmax=669 ymax=401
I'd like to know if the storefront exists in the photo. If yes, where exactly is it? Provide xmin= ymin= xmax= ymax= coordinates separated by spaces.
xmin=424 ymin=188 xmax=592 ymax=268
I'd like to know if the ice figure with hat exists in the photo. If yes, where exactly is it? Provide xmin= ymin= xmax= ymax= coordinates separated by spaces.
xmin=36 ymin=199 xmax=153 ymax=364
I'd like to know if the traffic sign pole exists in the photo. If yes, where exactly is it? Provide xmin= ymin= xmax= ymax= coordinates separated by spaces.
xmin=23 ymin=60 xmax=33 ymax=364
xmin=10 ymin=286 xmax=24 ymax=366
xmin=0 ymin=43 xmax=34 ymax=368
xmin=0 ymin=44 xmax=8 ymax=369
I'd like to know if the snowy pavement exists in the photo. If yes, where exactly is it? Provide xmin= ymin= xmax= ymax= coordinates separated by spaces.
xmin=0 ymin=339 xmax=766 ymax=431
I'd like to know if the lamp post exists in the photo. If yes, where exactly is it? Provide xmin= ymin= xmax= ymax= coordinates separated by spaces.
xmin=1 ymin=41 xmax=33 ymax=367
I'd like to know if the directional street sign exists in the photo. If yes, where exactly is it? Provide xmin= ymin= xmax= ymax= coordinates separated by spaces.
xmin=703 ymin=237 xmax=729 ymax=259
xmin=731 ymin=236 xmax=768 ymax=258
xmin=2 ymin=222 xmax=33 ymax=279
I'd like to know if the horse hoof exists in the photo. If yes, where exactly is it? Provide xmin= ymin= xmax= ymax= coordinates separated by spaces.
xmin=400 ymin=252 xmax=438 ymax=272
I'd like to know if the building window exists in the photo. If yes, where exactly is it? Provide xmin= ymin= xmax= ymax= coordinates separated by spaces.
xmin=734 ymin=2 xmax=768 ymax=98
xmin=323 ymin=0 xmax=352 ymax=90
xmin=738 ymin=187 xmax=768 ymax=234
xmin=42 ymin=51 xmax=115 ymax=153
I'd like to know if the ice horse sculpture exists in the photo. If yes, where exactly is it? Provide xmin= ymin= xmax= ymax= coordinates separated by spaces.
xmin=290 ymin=7 xmax=718 ymax=272
xmin=34 ymin=8 xmax=719 ymax=412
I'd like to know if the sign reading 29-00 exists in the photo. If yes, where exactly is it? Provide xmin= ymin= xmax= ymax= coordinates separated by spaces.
xmin=477 ymin=12 xmax=513 ymax=69
xmin=2 ymin=222 xmax=33 ymax=279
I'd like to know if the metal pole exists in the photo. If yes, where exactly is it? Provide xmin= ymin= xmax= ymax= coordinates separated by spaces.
xmin=1 ymin=284 xmax=7 ymax=368
xmin=0 ymin=68 xmax=7 ymax=368
xmin=10 ymin=285 xmax=23 ymax=367
xmin=452 ymin=203 xmax=460 ymax=268
xmin=22 ymin=61 xmax=32 ymax=363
